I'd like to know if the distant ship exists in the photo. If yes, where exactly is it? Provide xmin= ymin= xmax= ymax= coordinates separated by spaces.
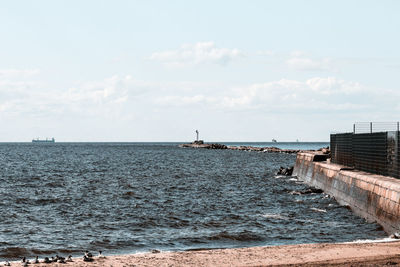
xmin=272 ymin=139 xmax=277 ymax=143
xmin=32 ymin=138 xmax=55 ymax=143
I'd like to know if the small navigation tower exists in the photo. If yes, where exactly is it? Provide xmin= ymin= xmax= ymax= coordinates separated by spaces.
xmin=193 ymin=130 xmax=203 ymax=144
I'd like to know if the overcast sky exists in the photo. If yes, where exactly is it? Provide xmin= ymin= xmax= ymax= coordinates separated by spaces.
xmin=1 ymin=1 xmax=399 ymax=142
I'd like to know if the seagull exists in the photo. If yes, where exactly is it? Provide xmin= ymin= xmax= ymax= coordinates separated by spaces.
xmin=83 ymin=251 xmax=94 ymax=262
xmin=98 ymin=251 xmax=105 ymax=258
xmin=4 ymin=262 xmax=10 ymax=266
xmin=21 ymin=257 xmax=30 ymax=266
xmin=83 ymin=255 xmax=94 ymax=262
xmin=66 ymin=255 xmax=73 ymax=262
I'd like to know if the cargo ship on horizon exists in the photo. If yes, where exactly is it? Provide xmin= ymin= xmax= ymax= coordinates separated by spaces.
xmin=32 ymin=137 xmax=55 ymax=143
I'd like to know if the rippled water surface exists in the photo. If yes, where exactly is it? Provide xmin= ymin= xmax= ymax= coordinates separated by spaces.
xmin=0 ymin=142 xmax=386 ymax=260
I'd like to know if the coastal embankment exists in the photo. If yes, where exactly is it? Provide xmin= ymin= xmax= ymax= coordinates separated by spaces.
xmin=294 ymin=151 xmax=400 ymax=234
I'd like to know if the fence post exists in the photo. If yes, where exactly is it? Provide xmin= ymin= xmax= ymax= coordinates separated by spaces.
xmin=370 ymin=122 xmax=373 ymax=133
xmin=353 ymin=124 xmax=355 ymax=134
xmin=397 ymin=122 xmax=399 ymax=132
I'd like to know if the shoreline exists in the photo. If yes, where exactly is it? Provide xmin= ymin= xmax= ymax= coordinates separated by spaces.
xmin=4 ymin=240 xmax=400 ymax=266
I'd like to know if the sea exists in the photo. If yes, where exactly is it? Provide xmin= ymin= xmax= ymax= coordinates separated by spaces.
xmin=0 ymin=142 xmax=387 ymax=261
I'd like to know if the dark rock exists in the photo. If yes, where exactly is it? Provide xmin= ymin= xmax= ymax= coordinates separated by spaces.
xmin=390 ymin=232 xmax=400 ymax=239
xmin=180 ymin=143 xmax=302 ymax=154
xmin=179 ymin=143 xmax=226 ymax=149
xmin=313 ymin=154 xmax=329 ymax=162
xmin=277 ymin=166 xmax=294 ymax=176
xmin=301 ymin=187 xmax=324 ymax=194
xmin=208 ymin=143 xmax=227 ymax=149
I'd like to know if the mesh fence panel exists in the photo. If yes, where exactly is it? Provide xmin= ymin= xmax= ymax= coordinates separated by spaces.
xmin=330 ymin=131 xmax=399 ymax=179
xmin=353 ymin=132 xmax=387 ymax=176
xmin=331 ymin=133 xmax=353 ymax=167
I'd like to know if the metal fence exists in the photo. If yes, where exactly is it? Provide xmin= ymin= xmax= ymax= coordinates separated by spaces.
xmin=353 ymin=122 xmax=400 ymax=134
xmin=331 ymin=122 xmax=400 ymax=179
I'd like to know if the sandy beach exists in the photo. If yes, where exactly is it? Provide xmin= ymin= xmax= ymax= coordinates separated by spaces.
xmin=5 ymin=240 xmax=400 ymax=267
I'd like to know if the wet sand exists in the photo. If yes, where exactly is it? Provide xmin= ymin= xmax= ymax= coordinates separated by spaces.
xmin=6 ymin=240 xmax=400 ymax=266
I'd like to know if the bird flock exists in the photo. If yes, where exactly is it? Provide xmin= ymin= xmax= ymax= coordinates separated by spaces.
xmin=2 ymin=251 xmax=105 ymax=266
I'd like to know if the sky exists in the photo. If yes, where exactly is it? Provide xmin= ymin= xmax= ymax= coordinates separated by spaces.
xmin=0 ymin=0 xmax=399 ymax=142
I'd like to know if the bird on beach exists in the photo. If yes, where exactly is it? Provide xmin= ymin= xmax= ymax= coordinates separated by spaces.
xmin=21 ymin=257 xmax=30 ymax=266
xmin=54 ymin=255 xmax=66 ymax=263
xmin=83 ymin=251 xmax=94 ymax=262
xmin=66 ymin=255 xmax=73 ymax=262
xmin=98 ymin=251 xmax=105 ymax=258
xmin=4 ymin=261 xmax=10 ymax=266
xmin=83 ymin=255 xmax=94 ymax=262
xmin=43 ymin=257 xmax=51 ymax=264
xmin=33 ymin=256 xmax=39 ymax=264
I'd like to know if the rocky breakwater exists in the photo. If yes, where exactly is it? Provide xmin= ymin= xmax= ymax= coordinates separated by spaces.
xmin=179 ymin=142 xmax=228 ymax=149
xmin=227 ymin=145 xmax=299 ymax=154
xmin=179 ymin=142 xmax=330 ymax=155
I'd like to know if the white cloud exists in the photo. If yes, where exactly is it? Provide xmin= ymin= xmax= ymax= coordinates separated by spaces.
xmin=256 ymin=50 xmax=275 ymax=56
xmin=286 ymin=56 xmax=334 ymax=71
xmin=0 ymin=69 xmax=41 ymax=94
xmin=1 ymin=68 xmax=398 ymax=142
xmin=155 ymin=77 xmax=376 ymax=113
xmin=0 ymin=69 xmax=391 ymax=135
xmin=0 ymin=69 xmax=44 ymax=116
xmin=0 ymin=69 xmax=40 ymax=78
xmin=290 ymin=51 xmax=309 ymax=57
xmin=306 ymin=77 xmax=362 ymax=95
xmin=0 ymin=72 xmax=147 ymax=119
xmin=155 ymin=95 xmax=215 ymax=107
xmin=150 ymin=42 xmax=243 ymax=67
xmin=64 ymin=75 xmax=132 ymax=104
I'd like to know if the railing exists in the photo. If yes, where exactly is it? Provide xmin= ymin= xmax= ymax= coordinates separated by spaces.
xmin=353 ymin=122 xmax=400 ymax=134
xmin=331 ymin=122 xmax=400 ymax=179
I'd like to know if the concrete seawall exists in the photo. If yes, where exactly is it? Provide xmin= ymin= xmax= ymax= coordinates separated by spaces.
xmin=293 ymin=152 xmax=400 ymax=234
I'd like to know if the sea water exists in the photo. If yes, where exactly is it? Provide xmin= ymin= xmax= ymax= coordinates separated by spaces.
xmin=0 ymin=142 xmax=386 ymax=260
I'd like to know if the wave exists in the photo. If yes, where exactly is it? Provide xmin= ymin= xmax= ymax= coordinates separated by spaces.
xmin=207 ymin=231 xmax=265 ymax=242
xmin=310 ymin=208 xmax=327 ymax=213
xmin=261 ymin=213 xmax=289 ymax=220
xmin=344 ymin=237 xmax=398 ymax=244
xmin=0 ymin=247 xmax=29 ymax=258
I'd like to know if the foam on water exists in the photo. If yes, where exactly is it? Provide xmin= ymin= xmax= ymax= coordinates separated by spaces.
xmin=344 ymin=237 xmax=398 ymax=244
xmin=310 ymin=208 xmax=327 ymax=213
